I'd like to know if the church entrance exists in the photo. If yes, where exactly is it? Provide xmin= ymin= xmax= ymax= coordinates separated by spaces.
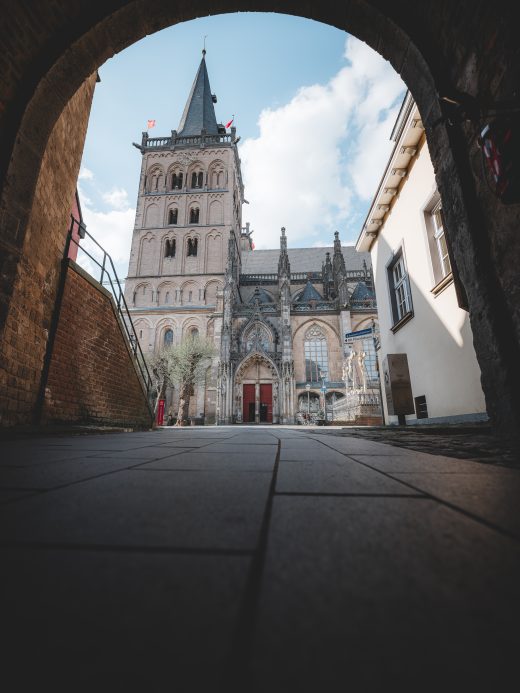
xmin=242 ymin=383 xmax=273 ymax=423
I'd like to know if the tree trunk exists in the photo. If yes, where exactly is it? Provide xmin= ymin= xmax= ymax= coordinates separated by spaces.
xmin=175 ymin=381 xmax=191 ymax=426
xmin=154 ymin=378 xmax=167 ymax=414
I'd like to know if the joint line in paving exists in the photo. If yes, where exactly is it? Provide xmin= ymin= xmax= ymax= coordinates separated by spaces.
xmin=220 ymin=438 xmax=281 ymax=692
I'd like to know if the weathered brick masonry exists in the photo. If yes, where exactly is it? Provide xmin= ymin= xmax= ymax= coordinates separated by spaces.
xmin=0 ymin=74 xmax=97 ymax=426
xmin=42 ymin=261 xmax=153 ymax=428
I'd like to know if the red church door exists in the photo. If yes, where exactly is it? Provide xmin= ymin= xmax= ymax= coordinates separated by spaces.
xmin=260 ymin=384 xmax=272 ymax=423
xmin=243 ymin=384 xmax=255 ymax=423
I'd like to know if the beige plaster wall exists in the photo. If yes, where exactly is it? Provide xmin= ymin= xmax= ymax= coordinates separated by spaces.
xmin=371 ymin=141 xmax=486 ymax=422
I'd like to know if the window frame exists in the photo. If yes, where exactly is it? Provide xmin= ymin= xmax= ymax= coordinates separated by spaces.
xmin=387 ymin=247 xmax=413 ymax=331
xmin=304 ymin=325 xmax=329 ymax=383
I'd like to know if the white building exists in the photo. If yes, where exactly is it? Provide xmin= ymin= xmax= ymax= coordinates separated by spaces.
xmin=356 ymin=92 xmax=487 ymax=425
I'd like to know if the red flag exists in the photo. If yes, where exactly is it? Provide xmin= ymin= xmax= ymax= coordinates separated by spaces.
xmin=225 ymin=118 xmax=234 ymax=129
xmin=147 ymin=119 xmax=156 ymax=129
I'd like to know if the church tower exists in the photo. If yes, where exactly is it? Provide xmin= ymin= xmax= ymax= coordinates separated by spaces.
xmin=125 ymin=50 xmax=244 ymax=423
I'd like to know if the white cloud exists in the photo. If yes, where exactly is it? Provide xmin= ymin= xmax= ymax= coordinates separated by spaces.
xmin=102 ymin=187 xmax=131 ymax=211
xmin=240 ymin=36 xmax=404 ymax=249
xmin=77 ymin=185 xmax=135 ymax=283
xmin=79 ymin=166 xmax=94 ymax=180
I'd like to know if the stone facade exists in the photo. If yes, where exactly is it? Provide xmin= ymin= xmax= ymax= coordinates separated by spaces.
xmin=125 ymin=54 xmax=377 ymax=424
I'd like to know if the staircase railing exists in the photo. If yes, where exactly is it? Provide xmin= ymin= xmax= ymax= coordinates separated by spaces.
xmin=66 ymin=220 xmax=154 ymax=407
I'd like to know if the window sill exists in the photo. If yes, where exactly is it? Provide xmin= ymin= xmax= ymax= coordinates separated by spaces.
xmin=390 ymin=311 xmax=414 ymax=333
xmin=431 ymin=272 xmax=453 ymax=296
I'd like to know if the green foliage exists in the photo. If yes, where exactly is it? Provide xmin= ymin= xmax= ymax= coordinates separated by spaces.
xmin=167 ymin=335 xmax=216 ymax=388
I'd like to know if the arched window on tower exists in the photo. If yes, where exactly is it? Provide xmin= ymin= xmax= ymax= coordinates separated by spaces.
xmin=168 ymin=209 xmax=178 ymax=225
xmin=171 ymin=173 xmax=177 ymax=190
xmin=191 ymin=171 xmax=204 ymax=188
xmin=187 ymin=238 xmax=198 ymax=257
xmin=165 ymin=238 xmax=176 ymax=258
xmin=189 ymin=327 xmax=199 ymax=339
xmin=304 ymin=325 xmax=329 ymax=382
xmin=164 ymin=328 xmax=174 ymax=347
xmin=189 ymin=207 xmax=200 ymax=224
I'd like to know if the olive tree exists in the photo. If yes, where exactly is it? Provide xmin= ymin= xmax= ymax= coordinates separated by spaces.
xmin=146 ymin=346 xmax=175 ymax=414
xmin=168 ymin=335 xmax=216 ymax=425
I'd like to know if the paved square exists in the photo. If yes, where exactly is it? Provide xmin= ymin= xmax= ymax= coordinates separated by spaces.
xmin=1 ymin=425 xmax=518 ymax=690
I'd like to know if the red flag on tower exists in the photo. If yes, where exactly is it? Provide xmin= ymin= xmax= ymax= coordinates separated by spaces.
xmin=147 ymin=119 xmax=156 ymax=129
xmin=225 ymin=118 xmax=234 ymax=129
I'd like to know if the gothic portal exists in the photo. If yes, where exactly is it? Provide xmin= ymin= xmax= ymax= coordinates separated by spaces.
xmin=125 ymin=51 xmax=378 ymax=424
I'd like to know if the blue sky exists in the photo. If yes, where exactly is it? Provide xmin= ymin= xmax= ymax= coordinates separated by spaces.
xmin=79 ymin=12 xmax=405 ymax=277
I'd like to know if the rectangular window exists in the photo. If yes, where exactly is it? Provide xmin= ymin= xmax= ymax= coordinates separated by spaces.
xmin=387 ymin=248 xmax=413 ymax=329
xmin=431 ymin=203 xmax=451 ymax=279
xmin=414 ymin=395 xmax=428 ymax=419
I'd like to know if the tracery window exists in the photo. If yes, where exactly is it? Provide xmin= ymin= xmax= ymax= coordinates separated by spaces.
xmin=164 ymin=328 xmax=174 ymax=347
xmin=245 ymin=323 xmax=271 ymax=352
xmin=304 ymin=325 xmax=329 ymax=382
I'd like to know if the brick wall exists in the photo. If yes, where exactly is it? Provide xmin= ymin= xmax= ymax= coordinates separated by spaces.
xmin=0 ymin=74 xmax=97 ymax=426
xmin=42 ymin=261 xmax=153 ymax=428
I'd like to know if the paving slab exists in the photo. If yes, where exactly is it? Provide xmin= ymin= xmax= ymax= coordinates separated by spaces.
xmin=276 ymin=458 xmax=422 ymax=495
xmin=305 ymin=434 xmax=411 ymax=456
xmin=85 ymin=445 xmax=193 ymax=461
xmin=0 ymin=488 xmax=39 ymax=504
xmin=0 ymin=455 xmax=160 ymax=490
xmin=249 ymin=495 xmax=520 ymax=691
xmin=391 ymin=470 xmax=520 ymax=536
xmin=0 ymin=469 xmax=271 ymax=550
xmin=349 ymin=452 xmax=505 ymax=474
xmin=145 ymin=449 xmax=276 ymax=472
xmin=0 ymin=446 xmax=95 ymax=468
xmin=0 ymin=548 xmax=249 ymax=690
xmin=279 ymin=444 xmax=352 ymax=462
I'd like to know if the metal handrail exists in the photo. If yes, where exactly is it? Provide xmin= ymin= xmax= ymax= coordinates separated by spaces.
xmin=66 ymin=222 xmax=154 ymax=407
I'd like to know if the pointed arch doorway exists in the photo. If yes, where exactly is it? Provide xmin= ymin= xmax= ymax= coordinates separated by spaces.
xmin=235 ymin=353 xmax=279 ymax=424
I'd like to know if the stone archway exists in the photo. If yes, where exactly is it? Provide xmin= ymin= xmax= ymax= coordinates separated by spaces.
xmin=1 ymin=2 xmax=520 ymax=437
xmin=234 ymin=353 xmax=280 ymax=424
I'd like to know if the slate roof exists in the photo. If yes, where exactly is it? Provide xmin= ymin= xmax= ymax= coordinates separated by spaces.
xmin=297 ymin=280 xmax=323 ymax=302
xmin=350 ymin=281 xmax=376 ymax=301
xmin=177 ymin=53 xmax=219 ymax=137
xmin=241 ymin=246 xmax=370 ymax=274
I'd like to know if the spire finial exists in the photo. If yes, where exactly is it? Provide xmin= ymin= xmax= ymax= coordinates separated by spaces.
xmin=202 ymin=35 xmax=207 ymax=56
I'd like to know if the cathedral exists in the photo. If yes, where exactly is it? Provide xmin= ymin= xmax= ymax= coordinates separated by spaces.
xmin=125 ymin=51 xmax=377 ymax=424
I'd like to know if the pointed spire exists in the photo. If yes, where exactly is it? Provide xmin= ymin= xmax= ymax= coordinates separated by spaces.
xmin=332 ymin=230 xmax=346 ymax=277
xmin=177 ymin=51 xmax=219 ymax=137
xmin=278 ymin=226 xmax=291 ymax=278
